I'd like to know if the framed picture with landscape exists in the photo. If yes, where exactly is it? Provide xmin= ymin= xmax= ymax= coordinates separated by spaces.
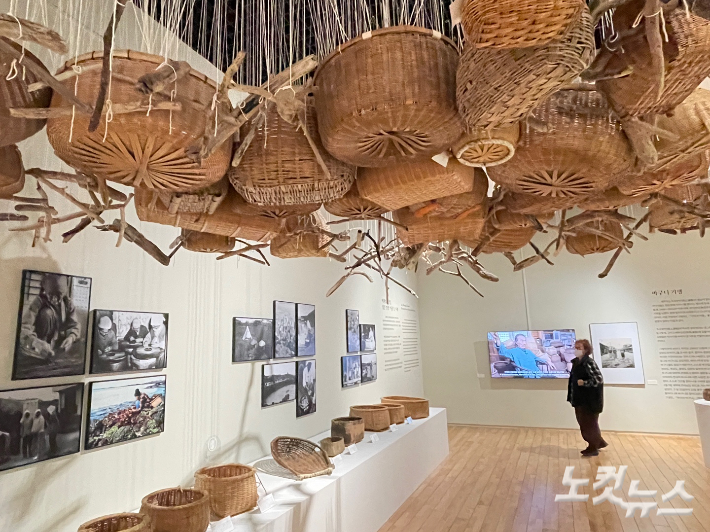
xmin=261 ymin=362 xmax=296 ymax=407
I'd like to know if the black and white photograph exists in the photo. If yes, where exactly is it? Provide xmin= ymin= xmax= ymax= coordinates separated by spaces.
xmin=90 ymin=310 xmax=169 ymax=374
xmin=296 ymin=360 xmax=316 ymax=417
xmin=590 ymin=322 xmax=645 ymax=385
xmin=261 ymin=362 xmax=297 ymax=407
xmin=0 ymin=383 xmax=84 ymax=472
xmin=341 ymin=355 xmax=361 ymax=388
xmin=599 ymin=338 xmax=635 ymax=369
xmin=346 ymin=309 xmax=360 ymax=353
xmin=361 ymin=353 xmax=378 ymax=383
xmin=273 ymin=301 xmax=296 ymax=358
xmin=13 ymin=270 xmax=92 ymax=380
xmin=360 ymin=324 xmax=376 ymax=352
xmin=233 ymin=317 xmax=273 ymax=362
xmin=297 ymin=304 xmax=316 ymax=357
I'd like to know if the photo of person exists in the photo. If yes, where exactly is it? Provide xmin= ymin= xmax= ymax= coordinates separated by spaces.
xmin=341 ymin=355 xmax=361 ymax=388
xmin=296 ymin=360 xmax=316 ymax=417
xmin=297 ymin=304 xmax=316 ymax=357
xmin=361 ymin=353 xmax=377 ymax=383
xmin=233 ymin=318 xmax=273 ymax=362
xmin=346 ymin=309 xmax=360 ymax=353
xmin=274 ymin=301 xmax=296 ymax=358
xmin=487 ymin=330 xmax=575 ymax=378
xmin=360 ymin=324 xmax=376 ymax=352
xmin=261 ymin=362 xmax=297 ymax=407
xmin=599 ymin=338 xmax=635 ymax=368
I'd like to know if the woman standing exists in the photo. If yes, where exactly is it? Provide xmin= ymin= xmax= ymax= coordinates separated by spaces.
xmin=567 ymin=339 xmax=607 ymax=457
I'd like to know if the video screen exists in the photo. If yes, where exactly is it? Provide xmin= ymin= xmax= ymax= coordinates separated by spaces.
xmin=487 ymin=329 xmax=576 ymax=378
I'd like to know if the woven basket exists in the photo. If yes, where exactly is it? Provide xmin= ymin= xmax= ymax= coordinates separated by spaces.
xmin=47 ymin=50 xmax=231 ymax=191
xmin=618 ymin=151 xmax=710 ymax=197
xmin=394 ymin=201 xmax=487 ymax=245
xmin=500 ymin=191 xmax=581 ymax=215
xmin=464 ymin=225 xmax=537 ymax=253
xmin=324 ymin=183 xmax=390 ymax=219
xmin=577 ymin=187 xmax=645 ymax=211
xmin=349 ymin=405 xmax=391 ymax=432
xmin=270 ymin=212 xmax=330 ymax=259
xmin=652 ymin=88 xmax=710 ymax=161
xmin=157 ymin=179 xmax=229 ymax=215
xmin=331 ymin=416 xmax=365 ymax=445
xmin=376 ymin=403 xmax=406 ymax=425
xmin=381 ymin=396 xmax=430 ymax=419
xmin=0 ymin=144 xmax=24 ymax=199
xmin=270 ymin=437 xmax=334 ymax=480
xmin=0 ymin=40 xmax=52 ymax=147
xmin=566 ymin=219 xmax=625 ymax=256
xmin=319 ymin=437 xmax=345 ymax=457
xmin=461 ymin=0 xmax=586 ymax=49
xmin=194 ymin=464 xmax=257 ymax=519
xmin=182 ymin=230 xmax=235 ymax=253
xmin=456 ymin=8 xmax=594 ymax=130
xmin=231 ymin=193 xmax=320 ymax=220
xmin=77 ymin=513 xmax=150 ymax=532
xmin=453 ymin=124 xmax=520 ymax=168
xmin=139 ymin=488 xmax=209 ymax=532
xmin=314 ymin=26 xmax=463 ymax=167
xmin=651 ymin=183 xmax=705 ymax=231
xmin=489 ymin=207 xmax=554 ymax=230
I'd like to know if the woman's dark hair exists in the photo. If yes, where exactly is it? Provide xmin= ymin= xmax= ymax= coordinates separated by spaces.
xmin=134 ymin=389 xmax=141 ymax=397
xmin=575 ymin=339 xmax=593 ymax=356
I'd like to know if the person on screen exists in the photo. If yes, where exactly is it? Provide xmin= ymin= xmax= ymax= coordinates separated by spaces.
xmin=491 ymin=333 xmax=547 ymax=374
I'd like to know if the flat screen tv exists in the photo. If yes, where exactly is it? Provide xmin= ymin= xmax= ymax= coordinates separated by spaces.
xmin=487 ymin=329 xmax=576 ymax=378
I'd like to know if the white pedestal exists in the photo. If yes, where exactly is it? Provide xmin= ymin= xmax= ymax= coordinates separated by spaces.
xmin=694 ymin=399 xmax=710 ymax=468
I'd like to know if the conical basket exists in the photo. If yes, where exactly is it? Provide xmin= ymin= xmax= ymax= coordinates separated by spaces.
xmin=270 ymin=212 xmax=330 ymax=259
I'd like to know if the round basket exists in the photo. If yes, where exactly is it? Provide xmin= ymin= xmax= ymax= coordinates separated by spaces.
xmin=331 ymin=416 xmax=365 ymax=445
xmin=489 ymin=207 xmax=554 ymax=230
xmin=375 ymin=403 xmax=405 ymax=425
xmin=577 ymin=187 xmax=646 ymax=211
xmin=650 ymin=184 xmax=704 ymax=231
xmin=231 ymin=193 xmax=320 ymax=220
xmin=566 ymin=219 xmax=625 ymax=256
xmin=47 ymin=50 xmax=231 ymax=191
xmin=324 ymin=183 xmax=390 ymax=219
xmin=139 ymin=488 xmax=209 ymax=532
xmin=500 ymin=191 xmax=581 ymax=215
xmin=393 ymin=200 xmax=487 ymax=246
xmin=194 ymin=463 xmax=257 ymax=519
xmin=465 ymin=226 xmax=537 ymax=253
xmin=0 ymin=144 xmax=25 ymax=199
xmin=270 ymin=437 xmax=333 ymax=480
xmin=652 ymin=88 xmax=710 ymax=162
xmin=77 ymin=512 xmax=150 ymax=532
xmin=314 ymin=26 xmax=463 ymax=167
xmin=456 ymin=9 xmax=594 ymax=130
xmin=380 ymin=396 xmax=430 ymax=419
xmin=181 ymin=230 xmax=235 ymax=253
xmin=270 ymin=212 xmax=330 ymax=259
xmin=0 ymin=41 xmax=52 ymax=147
xmin=349 ymin=405 xmax=391 ymax=432
xmin=461 ymin=0 xmax=586 ymax=49
xmin=157 ymin=179 xmax=229 ymax=215
xmin=618 ymin=151 xmax=710 ymax=197
xmin=318 ymin=437 xmax=345 ymax=457
xmin=453 ymin=124 xmax=520 ymax=168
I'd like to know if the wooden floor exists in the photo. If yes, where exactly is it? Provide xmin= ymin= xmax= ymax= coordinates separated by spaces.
xmin=379 ymin=425 xmax=710 ymax=532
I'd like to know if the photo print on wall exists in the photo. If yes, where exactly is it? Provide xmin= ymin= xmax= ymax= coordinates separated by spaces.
xmin=589 ymin=322 xmax=645 ymax=385
xmin=346 ymin=309 xmax=360 ymax=353
xmin=360 ymin=324 xmax=376 ymax=352
xmin=0 ymin=383 xmax=84 ymax=472
xmin=233 ymin=317 xmax=273 ymax=362
xmin=90 ymin=310 xmax=168 ymax=374
xmin=274 ymin=301 xmax=297 ymax=358
xmin=297 ymin=304 xmax=316 ymax=357
xmin=361 ymin=353 xmax=378 ymax=383
xmin=342 ymin=355 xmax=361 ymax=388
xmin=262 ymin=362 xmax=297 ymax=407
xmin=12 ymin=270 xmax=92 ymax=380
xmin=85 ymin=375 xmax=166 ymax=450
xmin=296 ymin=360 xmax=316 ymax=417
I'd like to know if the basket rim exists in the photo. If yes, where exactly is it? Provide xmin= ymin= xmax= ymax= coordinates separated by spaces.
xmin=382 ymin=395 xmax=428 ymax=402
xmin=194 ymin=463 xmax=256 ymax=481
xmin=320 ymin=436 xmax=344 ymax=443
xmin=140 ymin=487 xmax=208 ymax=511
xmin=270 ymin=436 xmax=331 ymax=474
xmin=350 ymin=404 xmax=389 ymax=411
xmin=331 ymin=416 xmax=365 ymax=423
xmin=77 ymin=512 xmax=151 ymax=532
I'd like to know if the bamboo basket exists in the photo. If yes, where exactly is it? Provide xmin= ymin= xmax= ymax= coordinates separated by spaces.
xmin=650 ymin=184 xmax=705 ymax=230
xmin=319 ymin=437 xmax=345 ymax=457
xmin=652 ymin=88 xmax=710 ymax=162
xmin=453 ymin=124 xmax=520 ymax=168
xmin=314 ymin=26 xmax=463 ymax=167
xmin=324 ymin=183 xmax=390 ymax=219
xmin=618 ymin=151 xmax=710 ymax=197
xmin=181 ymin=230 xmax=235 ymax=253
xmin=381 ymin=396 xmax=430 ymax=419
xmin=375 ymin=403 xmax=406 ymax=425
xmin=270 ymin=437 xmax=334 ymax=480
xmin=393 ymin=202 xmax=487 ymax=246
xmin=47 ymin=50 xmax=231 ymax=191
xmin=349 ymin=405 xmax=391 ymax=432
xmin=489 ymin=207 xmax=554 ymax=230
xmin=0 ymin=144 xmax=25 ymax=199
xmin=194 ymin=464 xmax=257 ymax=519
xmin=500 ymin=191 xmax=581 ymax=215
xmin=270 ymin=212 xmax=330 ymax=259
xmin=464 ymin=225 xmax=537 ymax=253
xmin=566 ymin=220 xmax=625 ymax=256
xmin=231 ymin=193 xmax=320 ymax=220
xmin=331 ymin=417 xmax=365 ymax=445
xmin=139 ymin=488 xmax=209 ymax=532
xmin=461 ymin=0 xmax=586 ymax=49
xmin=456 ymin=8 xmax=594 ymax=130
xmin=157 ymin=179 xmax=229 ymax=215
xmin=577 ymin=188 xmax=646 ymax=211
xmin=77 ymin=513 xmax=150 ymax=532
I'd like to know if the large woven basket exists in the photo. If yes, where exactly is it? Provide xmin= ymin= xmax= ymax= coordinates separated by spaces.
xmin=618 ymin=151 xmax=710 ymax=197
xmin=393 ymin=198 xmax=487 ymax=245
xmin=0 ymin=144 xmax=24 ymax=199
xmin=500 ymin=191 xmax=581 ymax=215
xmin=461 ymin=0 xmax=586 ymax=49
xmin=650 ymin=184 xmax=705 ymax=231
xmin=381 ymin=396 xmax=430 ymax=419
xmin=489 ymin=206 xmax=554 ymax=230
xmin=376 ymin=403 xmax=406 ymax=425
xmin=157 ymin=179 xmax=229 ymax=215
xmin=77 ymin=513 xmax=150 ymax=532
xmin=47 ymin=50 xmax=231 ymax=191
xmin=349 ymin=405 xmax=391 ymax=432
xmin=314 ymin=26 xmax=463 ymax=167
xmin=139 ymin=488 xmax=209 ymax=532
xmin=466 ymin=226 xmax=537 ymax=253
xmin=270 ymin=212 xmax=330 ymax=259
xmin=453 ymin=124 xmax=520 ymax=168
xmin=331 ymin=416 xmax=365 ymax=445
xmin=270 ymin=437 xmax=333 ymax=480
xmin=182 ymin=230 xmax=235 ymax=253
xmin=577 ymin=187 xmax=645 ymax=211
xmin=651 ymin=88 xmax=710 ymax=162
xmin=456 ymin=8 xmax=594 ymax=130
xmin=566 ymin=219 xmax=625 ymax=256
xmin=324 ymin=183 xmax=390 ymax=220
xmin=194 ymin=463 xmax=257 ymax=519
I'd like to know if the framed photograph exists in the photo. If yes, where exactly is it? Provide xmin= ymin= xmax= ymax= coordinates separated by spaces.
xmin=341 ymin=355 xmax=361 ymax=388
xmin=261 ymin=362 xmax=296 ymax=407
xmin=233 ymin=318 xmax=273 ymax=362
xmin=297 ymin=304 xmax=316 ymax=357
xmin=13 ymin=270 xmax=92 ymax=380
xmin=296 ymin=360 xmax=316 ymax=417
xmin=590 ymin=322 xmax=645 ymax=385
xmin=273 ymin=301 xmax=296 ymax=358
xmin=361 ymin=353 xmax=378 ymax=383
xmin=0 ymin=383 xmax=83 ymax=472
xmin=90 ymin=310 xmax=169 ymax=374
xmin=346 ymin=309 xmax=360 ymax=353
xmin=360 ymin=324 xmax=376 ymax=352
xmin=85 ymin=375 xmax=166 ymax=450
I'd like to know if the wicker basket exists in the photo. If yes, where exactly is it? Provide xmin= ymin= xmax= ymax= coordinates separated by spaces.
xmin=0 ymin=144 xmax=24 ymax=199
xmin=453 ymin=124 xmax=520 ymax=168
xmin=349 ymin=405 xmax=391 ymax=432
xmin=500 ymin=191 xmax=581 ymax=215
xmin=157 ymin=179 xmax=229 ymax=215
xmin=319 ymin=437 xmax=345 ymax=457
xmin=380 ymin=396 xmax=430 ymax=419
xmin=47 ymin=50 xmax=231 ymax=191
xmin=577 ymin=187 xmax=646 ymax=211
xmin=314 ymin=26 xmax=463 ymax=168
xmin=461 ymin=0 xmax=586 ymax=49
xmin=194 ymin=464 xmax=257 ymax=519
xmin=182 ymin=230 xmax=235 ymax=253
xmin=270 ymin=437 xmax=334 ymax=480
xmin=270 ymin=212 xmax=330 ymax=259
xmin=77 ymin=513 xmax=150 ymax=532
xmin=394 ymin=201 xmax=487 ymax=246
xmin=652 ymin=88 xmax=710 ymax=162
xmin=456 ymin=8 xmax=594 ymax=130
xmin=465 ymin=225 xmax=537 ymax=253
xmin=566 ymin=219 xmax=625 ymax=256
xmin=651 ymin=184 xmax=705 ymax=230
xmin=489 ymin=207 xmax=554 ymax=230
xmin=324 ymin=183 xmax=390 ymax=219
xmin=139 ymin=488 xmax=209 ymax=532
xmin=618 ymin=151 xmax=710 ymax=197
xmin=331 ymin=417 xmax=365 ymax=445
xmin=376 ymin=403 xmax=406 ymax=425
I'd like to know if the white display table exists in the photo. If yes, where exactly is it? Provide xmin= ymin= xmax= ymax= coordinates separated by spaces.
xmin=215 ymin=407 xmax=449 ymax=532
xmin=695 ymin=399 xmax=710 ymax=468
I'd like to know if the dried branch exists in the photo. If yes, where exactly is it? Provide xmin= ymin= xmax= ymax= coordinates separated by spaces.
xmin=0 ymin=213 xmax=28 ymax=222
xmin=135 ymin=60 xmax=191 ymax=95
xmin=598 ymin=212 xmax=651 ymax=278
xmin=10 ymin=100 xmax=181 ymax=119
xmin=10 ymin=210 xmax=86 ymax=231
xmin=216 ymin=241 xmax=270 ymax=261
xmin=35 ymin=176 xmax=105 ymax=223
xmin=62 ymin=217 xmax=91 ymax=243
xmin=0 ymin=14 xmax=68 ymax=53
xmin=26 ymin=168 xmax=127 ymax=202
xmin=96 ymin=219 xmax=171 ymax=266
xmin=439 ymin=265 xmax=484 ymax=297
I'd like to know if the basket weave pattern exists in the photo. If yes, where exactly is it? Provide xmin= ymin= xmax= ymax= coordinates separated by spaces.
xmin=270 ymin=212 xmax=330 ymax=259
xmin=77 ymin=513 xmax=150 ymax=532
xmin=577 ymin=188 xmax=644 ymax=211
xmin=331 ymin=416 xmax=365 ymax=445
xmin=480 ymin=227 xmax=537 ymax=253
xmin=139 ymin=488 xmax=209 ymax=532
xmin=157 ymin=179 xmax=228 ymax=215
xmin=618 ymin=151 xmax=710 ymax=197
xmin=394 ymin=204 xmax=486 ymax=246
xmin=349 ymin=405 xmax=391 ymax=432
xmin=376 ymin=403 xmax=406 ymax=425
xmin=453 ymin=124 xmax=520 ymax=167
xmin=324 ymin=184 xmax=390 ymax=219
xmin=381 ymin=396 xmax=430 ymax=419
xmin=0 ymin=144 xmax=24 ymax=199
xmin=319 ymin=437 xmax=345 ymax=457
xmin=566 ymin=220 xmax=624 ymax=256
xmin=270 ymin=437 xmax=333 ymax=480
xmin=182 ymin=231 xmax=235 ymax=253
xmin=194 ymin=464 xmax=257 ymax=518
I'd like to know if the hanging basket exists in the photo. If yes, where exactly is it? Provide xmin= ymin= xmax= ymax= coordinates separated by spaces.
xmin=270 ymin=212 xmax=330 ymax=259
xmin=453 ymin=124 xmax=520 ymax=168
xmin=324 ymin=183 xmax=390 ymax=219
xmin=270 ymin=437 xmax=333 ymax=480
xmin=139 ymin=488 xmax=210 ymax=532
xmin=652 ymin=88 xmax=710 ymax=161
xmin=489 ymin=206 xmax=554 ymax=230
xmin=0 ymin=144 xmax=25 ymax=199
xmin=375 ymin=403 xmax=406 ymax=425
xmin=566 ymin=219 xmax=625 ymax=256
xmin=380 ymin=396 xmax=430 ymax=419
xmin=618 ymin=151 xmax=710 ymax=196
xmin=331 ymin=417 xmax=365 ymax=445
xmin=47 ymin=50 xmax=231 ymax=191
xmin=477 ymin=226 xmax=537 ymax=253
xmin=349 ymin=405 xmax=391 ymax=432
xmin=194 ymin=464 xmax=258 ymax=519
xmin=456 ymin=9 xmax=594 ymax=130
xmin=500 ymin=191 xmax=581 ymax=215
xmin=577 ymin=187 xmax=645 ymax=211
xmin=314 ymin=26 xmax=463 ymax=167
xmin=181 ymin=230 xmax=235 ymax=253
xmin=650 ymin=183 xmax=705 ymax=231
xmin=157 ymin=179 xmax=229 ymax=215
xmin=77 ymin=513 xmax=151 ymax=532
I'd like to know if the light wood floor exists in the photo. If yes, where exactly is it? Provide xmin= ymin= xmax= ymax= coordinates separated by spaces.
xmin=379 ymin=424 xmax=710 ymax=532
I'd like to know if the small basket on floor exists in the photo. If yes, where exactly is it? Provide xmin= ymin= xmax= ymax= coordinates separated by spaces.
xmin=349 ymin=405 xmax=391 ymax=432
xmin=139 ymin=488 xmax=209 ymax=532
xmin=270 ymin=437 xmax=334 ymax=480
xmin=194 ymin=463 xmax=258 ymax=519
xmin=381 ymin=396 xmax=430 ymax=419
xmin=77 ymin=513 xmax=151 ymax=532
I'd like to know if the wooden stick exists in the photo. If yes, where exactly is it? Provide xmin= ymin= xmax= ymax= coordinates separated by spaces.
xmin=0 ymin=213 xmax=29 ymax=222
xmin=598 ymin=212 xmax=651 ymax=278
xmin=10 ymin=101 xmax=181 ymax=119
xmin=216 ymin=242 xmax=269 ymax=261
xmin=297 ymin=114 xmax=335 ymax=183
xmin=218 ymin=52 xmax=247 ymax=97
xmin=554 ymin=209 xmax=567 ymax=255
xmin=0 ymin=14 xmax=68 ymax=53
xmin=62 ymin=217 xmax=91 ymax=243
xmin=97 ymin=219 xmax=171 ymax=266
xmin=26 ymin=168 xmax=127 ymax=202
xmin=14 ymin=204 xmax=58 ymax=215
xmin=10 ymin=210 xmax=86 ymax=231
xmin=439 ymin=265 xmax=484 ymax=297
xmin=645 ymin=0 xmax=665 ymax=103
xmin=35 ymin=176 xmax=105 ymax=223
xmin=529 ymin=241 xmax=554 ymax=266
xmin=235 ymin=238 xmax=270 ymax=266
xmin=231 ymin=112 xmax=265 ymax=167
xmin=135 ymin=60 xmax=191 ymax=95
xmin=27 ymin=64 xmax=102 ymax=92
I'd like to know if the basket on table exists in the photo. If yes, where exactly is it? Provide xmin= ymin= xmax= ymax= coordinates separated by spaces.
xmin=376 ymin=403 xmax=406 ymax=425
xmin=618 ymin=151 xmax=710 ymax=197
xmin=453 ymin=124 xmax=520 ymax=168
xmin=0 ymin=144 xmax=24 ymax=199
xmin=194 ymin=463 xmax=257 ymax=519
xmin=77 ymin=513 xmax=150 ymax=532
xmin=181 ymin=230 xmax=235 ymax=253
xmin=650 ymin=184 xmax=705 ymax=230
xmin=270 ymin=212 xmax=330 ymax=259
xmin=381 ymin=396 xmax=430 ymax=419
xmin=319 ymin=437 xmax=345 ymax=457
xmin=47 ymin=50 xmax=231 ymax=191
xmin=324 ymin=183 xmax=390 ymax=220
xmin=349 ymin=405 xmax=391 ymax=432
xmin=566 ymin=219 xmax=625 ymax=256
xmin=331 ymin=416 xmax=365 ymax=445
xmin=140 ymin=488 xmax=209 ymax=532
xmin=270 ymin=437 xmax=333 ymax=480
xmin=314 ymin=26 xmax=462 ymax=168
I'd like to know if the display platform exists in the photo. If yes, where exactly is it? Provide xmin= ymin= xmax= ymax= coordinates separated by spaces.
xmin=213 ymin=407 xmax=449 ymax=532
xmin=694 ymin=400 xmax=710 ymax=468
